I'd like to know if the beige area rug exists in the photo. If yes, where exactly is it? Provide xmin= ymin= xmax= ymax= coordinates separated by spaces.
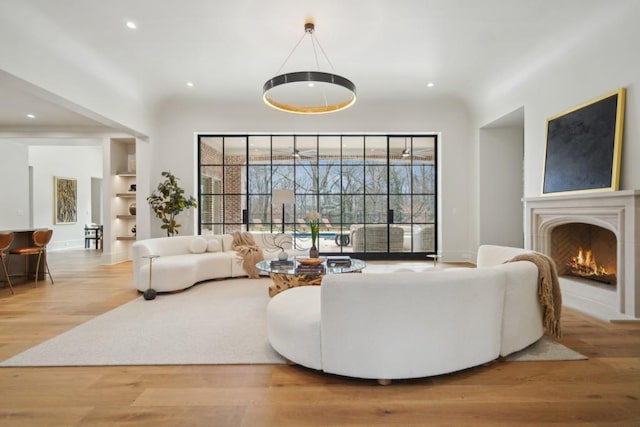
xmin=505 ymin=336 xmax=587 ymax=362
xmin=1 ymin=278 xmax=286 ymax=367
xmin=0 ymin=278 xmax=585 ymax=367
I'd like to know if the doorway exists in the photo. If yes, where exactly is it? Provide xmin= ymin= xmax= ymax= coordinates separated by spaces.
xmin=478 ymin=107 xmax=525 ymax=247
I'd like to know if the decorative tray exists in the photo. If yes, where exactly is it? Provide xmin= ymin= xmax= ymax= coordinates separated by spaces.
xmin=297 ymin=258 xmax=324 ymax=266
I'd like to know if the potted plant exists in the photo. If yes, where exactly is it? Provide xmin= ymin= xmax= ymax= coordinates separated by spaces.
xmin=305 ymin=211 xmax=321 ymax=258
xmin=147 ymin=171 xmax=197 ymax=236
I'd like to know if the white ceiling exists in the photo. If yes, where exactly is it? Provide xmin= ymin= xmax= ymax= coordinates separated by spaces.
xmin=0 ymin=78 xmax=108 ymax=128
xmin=0 ymin=0 xmax=630 ymax=134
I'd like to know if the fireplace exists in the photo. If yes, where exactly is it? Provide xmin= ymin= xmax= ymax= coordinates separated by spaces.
xmin=524 ymin=190 xmax=640 ymax=321
xmin=551 ymin=223 xmax=617 ymax=286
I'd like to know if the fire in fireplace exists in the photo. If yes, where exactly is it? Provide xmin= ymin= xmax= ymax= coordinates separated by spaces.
xmin=550 ymin=222 xmax=617 ymax=287
xmin=567 ymin=247 xmax=617 ymax=285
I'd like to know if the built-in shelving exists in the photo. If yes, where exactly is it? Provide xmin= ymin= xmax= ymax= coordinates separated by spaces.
xmin=115 ymin=184 xmax=136 ymax=240
xmin=110 ymin=139 xmax=137 ymax=256
xmin=115 ymin=192 xmax=136 ymax=198
xmin=116 ymin=214 xmax=136 ymax=219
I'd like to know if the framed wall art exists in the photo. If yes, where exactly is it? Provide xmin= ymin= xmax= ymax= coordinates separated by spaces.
xmin=54 ymin=176 xmax=77 ymax=224
xmin=542 ymin=88 xmax=626 ymax=195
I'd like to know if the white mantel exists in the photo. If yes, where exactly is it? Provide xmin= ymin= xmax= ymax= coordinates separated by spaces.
xmin=524 ymin=190 xmax=640 ymax=321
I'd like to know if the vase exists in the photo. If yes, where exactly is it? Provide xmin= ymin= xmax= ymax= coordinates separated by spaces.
xmin=129 ymin=203 xmax=136 ymax=215
xmin=309 ymin=244 xmax=319 ymax=259
xmin=278 ymin=249 xmax=288 ymax=261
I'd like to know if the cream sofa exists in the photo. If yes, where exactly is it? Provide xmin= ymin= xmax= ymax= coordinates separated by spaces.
xmin=412 ymin=224 xmax=435 ymax=251
xmin=267 ymin=245 xmax=544 ymax=383
xmin=132 ymin=232 xmax=306 ymax=292
xmin=350 ymin=224 xmax=404 ymax=252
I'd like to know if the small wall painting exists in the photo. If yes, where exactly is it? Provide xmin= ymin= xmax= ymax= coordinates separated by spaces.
xmin=54 ymin=176 xmax=77 ymax=224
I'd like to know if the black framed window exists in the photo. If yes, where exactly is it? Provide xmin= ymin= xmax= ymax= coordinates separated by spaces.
xmin=198 ymin=134 xmax=437 ymax=259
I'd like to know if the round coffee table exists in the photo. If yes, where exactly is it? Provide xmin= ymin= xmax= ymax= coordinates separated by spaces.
xmin=256 ymin=257 xmax=366 ymax=297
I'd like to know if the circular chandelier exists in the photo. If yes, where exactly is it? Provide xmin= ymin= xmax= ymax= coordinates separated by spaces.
xmin=263 ymin=21 xmax=357 ymax=114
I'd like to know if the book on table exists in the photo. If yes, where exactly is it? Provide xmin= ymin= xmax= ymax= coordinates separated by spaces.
xmin=271 ymin=260 xmax=294 ymax=268
xmin=326 ymin=256 xmax=352 ymax=267
xmin=295 ymin=265 xmax=326 ymax=274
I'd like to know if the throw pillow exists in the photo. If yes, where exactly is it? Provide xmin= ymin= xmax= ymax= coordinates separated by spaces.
xmin=189 ymin=236 xmax=207 ymax=254
xmin=207 ymin=238 xmax=222 ymax=253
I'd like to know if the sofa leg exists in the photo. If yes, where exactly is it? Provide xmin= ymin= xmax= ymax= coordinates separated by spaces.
xmin=377 ymin=379 xmax=392 ymax=386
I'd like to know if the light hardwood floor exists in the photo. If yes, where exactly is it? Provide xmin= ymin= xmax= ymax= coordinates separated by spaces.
xmin=0 ymin=249 xmax=639 ymax=426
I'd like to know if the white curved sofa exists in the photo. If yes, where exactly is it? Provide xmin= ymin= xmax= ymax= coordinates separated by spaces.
xmin=267 ymin=245 xmax=544 ymax=383
xmin=132 ymin=232 xmax=306 ymax=292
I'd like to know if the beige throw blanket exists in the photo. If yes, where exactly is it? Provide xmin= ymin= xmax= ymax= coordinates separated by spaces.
xmin=508 ymin=252 xmax=562 ymax=338
xmin=232 ymin=232 xmax=264 ymax=279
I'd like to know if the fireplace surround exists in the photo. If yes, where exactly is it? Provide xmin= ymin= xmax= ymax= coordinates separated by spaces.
xmin=524 ymin=190 xmax=640 ymax=321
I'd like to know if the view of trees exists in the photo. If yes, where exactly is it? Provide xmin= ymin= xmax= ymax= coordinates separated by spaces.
xmin=199 ymin=134 xmax=436 ymax=253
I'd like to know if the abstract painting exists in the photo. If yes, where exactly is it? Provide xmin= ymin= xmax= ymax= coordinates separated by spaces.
xmin=542 ymin=88 xmax=625 ymax=195
xmin=54 ymin=176 xmax=77 ymax=224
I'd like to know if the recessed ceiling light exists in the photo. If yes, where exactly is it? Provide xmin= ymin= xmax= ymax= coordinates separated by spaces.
xmin=126 ymin=21 xmax=137 ymax=29
xmin=186 ymin=82 xmax=194 ymax=87
xmin=26 ymin=113 xmax=36 ymax=119
xmin=427 ymin=82 xmax=435 ymax=88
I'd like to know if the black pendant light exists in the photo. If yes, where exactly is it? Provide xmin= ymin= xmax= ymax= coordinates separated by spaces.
xmin=263 ymin=21 xmax=357 ymax=114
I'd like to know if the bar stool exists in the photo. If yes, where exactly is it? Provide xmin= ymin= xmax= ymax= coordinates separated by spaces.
xmin=0 ymin=232 xmax=15 ymax=294
xmin=9 ymin=229 xmax=54 ymax=287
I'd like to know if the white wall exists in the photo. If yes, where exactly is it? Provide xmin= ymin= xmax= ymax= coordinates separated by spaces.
xmin=135 ymin=139 xmax=151 ymax=240
xmin=29 ymin=145 xmax=103 ymax=250
xmin=474 ymin=2 xmax=640 ymax=200
xmin=91 ymin=177 xmax=102 ymax=224
xmin=0 ymin=2 xmax=151 ymax=138
xmin=478 ymin=127 xmax=524 ymax=247
xmin=0 ymin=140 xmax=30 ymax=229
xmin=148 ymin=97 xmax=476 ymax=261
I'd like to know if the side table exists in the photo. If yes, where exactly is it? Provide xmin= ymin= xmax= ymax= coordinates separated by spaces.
xmin=426 ymin=254 xmax=441 ymax=269
xmin=142 ymin=254 xmax=160 ymax=300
